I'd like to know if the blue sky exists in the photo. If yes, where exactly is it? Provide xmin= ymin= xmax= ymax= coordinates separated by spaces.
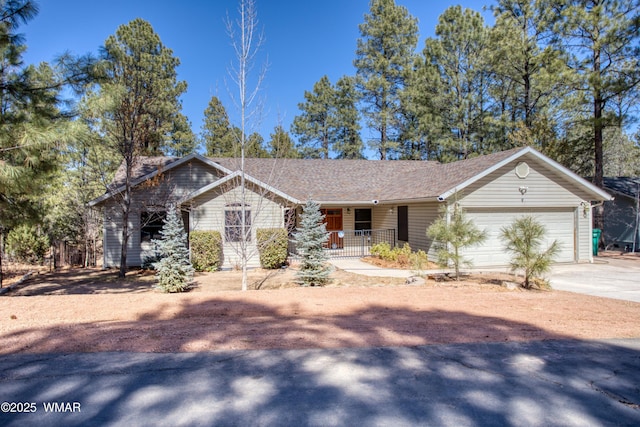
xmin=23 ymin=0 xmax=494 ymax=154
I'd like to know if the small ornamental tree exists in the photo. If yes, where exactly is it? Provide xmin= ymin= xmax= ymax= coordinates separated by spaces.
xmin=6 ymin=224 xmax=50 ymax=264
xmin=500 ymin=216 xmax=560 ymax=289
xmin=152 ymin=207 xmax=194 ymax=292
xmin=292 ymin=200 xmax=332 ymax=286
xmin=427 ymin=204 xmax=486 ymax=280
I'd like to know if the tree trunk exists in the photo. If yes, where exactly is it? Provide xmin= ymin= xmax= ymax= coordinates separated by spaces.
xmin=119 ymin=180 xmax=132 ymax=278
xmin=0 ymin=232 xmax=3 ymax=288
xmin=593 ymin=46 xmax=605 ymax=231
xmin=380 ymin=122 xmax=387 ymax=160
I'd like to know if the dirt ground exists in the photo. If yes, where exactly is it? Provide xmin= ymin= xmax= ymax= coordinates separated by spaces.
xmin=1 ymin=252 xmax=640 ymax=355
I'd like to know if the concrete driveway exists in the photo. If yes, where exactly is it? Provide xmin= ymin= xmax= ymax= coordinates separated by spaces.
xmin=550 ymin=257 xmax=640 ymax=302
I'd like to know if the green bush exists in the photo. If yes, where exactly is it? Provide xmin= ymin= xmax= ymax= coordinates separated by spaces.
xmin=500 ymin=216 xmax=560 ymax=289
xmin=370 ymin=242 xmax=428 ymax=269
xmin=371 ymin=242 xmax=412 ymax=262
xmin=190 ymin=230 xmax=222 ymax=272
xmin=153 ymin=208 xmax=194 ymax=293
xmin=371 ymin=242 xmax=395 ymax=261
xmin=6 ymin=224 xmax=50 ymax=263
xmin=257 ymin=228 xmax=289 ymax=269
xmin=409 ymin=249 xmax=429 ymax=271
xmin=426 ymin=204 xmax=486 ymax=280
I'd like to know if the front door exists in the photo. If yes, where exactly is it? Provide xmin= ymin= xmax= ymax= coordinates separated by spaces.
xmin=321 ymin=208 xmax=343 ymax=249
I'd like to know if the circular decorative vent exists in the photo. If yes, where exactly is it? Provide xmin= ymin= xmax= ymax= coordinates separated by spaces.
xmin=515 ymin=162 xmax=530 ymax=179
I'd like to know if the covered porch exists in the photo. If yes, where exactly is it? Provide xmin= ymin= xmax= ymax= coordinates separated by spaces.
xmin=288 ymin=204 xmax=398 ymax=259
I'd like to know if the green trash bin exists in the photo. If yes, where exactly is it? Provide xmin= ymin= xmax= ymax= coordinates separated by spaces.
xmin=592 ymin=228 xmax=602 ymax=256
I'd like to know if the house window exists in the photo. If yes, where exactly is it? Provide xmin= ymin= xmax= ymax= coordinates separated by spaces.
xmin=354 ymin=208 xmax=372 ymax=231
xmin=398 ymin=205 xmax=408 ymax=241
xmin=225 ymin=209 xmax=251 ymax=242
xmin=141 ymin=211 xmax=166 ymax=242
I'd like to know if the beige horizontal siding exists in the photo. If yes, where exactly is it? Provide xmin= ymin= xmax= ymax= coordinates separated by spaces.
xmin=192 ymin=184 xmax=286 ymax=269
xmin=102 ymin=201 xmax=148 ymax=267
xmin=101 ymin=159 xmax=229 ymax=268
xmin=131 ymin=160 xmax=223 ymax=206
xmin=459 ymin=159 xmax=587 ymax=208
xmin=407 ymin=202 xmax=441 ymax=257
xmin=577 ymin=208 xmax=592 ymax=262
xmin=372 ymin=205 xmax=396 ymax=231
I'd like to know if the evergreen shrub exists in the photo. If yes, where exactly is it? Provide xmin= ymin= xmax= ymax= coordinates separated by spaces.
xmin=370 ymin=242 xmax=428 ymax=269
xmin=190 ymin=230 xmax=222 ymax=272
xmin=6 ymin=224 xmax=49 ymax=264
xmin=500 ymin=216 xmax=560 ymax=289
xmin=293 ymin=200 xmax=332 ymax=286
xmin=257 ymin=228 xmax=288 ymax=269
xmin=153 ymin=208 xmax=194 ymax=293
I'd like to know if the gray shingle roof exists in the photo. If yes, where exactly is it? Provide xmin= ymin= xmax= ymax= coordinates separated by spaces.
xmin=111 ymin=156 xmax=180 ymax=188
xmin=603 ymin=177 xmax=640 ymax=199
xmin=209 ymin=147 xmax=524 ymax=202
xmin=104 ymin=147 xmax=529 ymax=204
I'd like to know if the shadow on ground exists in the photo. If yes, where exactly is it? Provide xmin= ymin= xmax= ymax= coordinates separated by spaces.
xmin=1 ymin=338 xmax=639 ymax=426
xmin=3 ymin=266 xmax=640 ymax=425
xmin=2 ymin=299 xmax=573 ymax=353
xmin=1 ymin=296 xmax=640 ymax=425
xmin=4 ymin=267 xmax=406 ymax=295
xmin=5 ymin=268 xmax=155 ymax=295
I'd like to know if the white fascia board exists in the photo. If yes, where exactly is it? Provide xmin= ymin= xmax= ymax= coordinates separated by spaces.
xmin=87 ymin=191 xmax=114 ymax=207
xmin=438 ymin=147 xmax=613 ymax=202
xmin=314 ymin=200 xmax=377 ymax=206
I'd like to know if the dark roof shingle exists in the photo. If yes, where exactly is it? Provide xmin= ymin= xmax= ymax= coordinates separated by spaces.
xmin=108 ymin=147 xmax=528 ymax=203
xmin=211 ymin=147 xmax=524 ymax=202
xmin=603 ymin=177 xmax=640 ymax=199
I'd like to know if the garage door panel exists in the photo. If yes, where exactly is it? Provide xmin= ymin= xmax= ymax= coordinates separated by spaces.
xmin=463 ymin=209 xmax=575 ymax=267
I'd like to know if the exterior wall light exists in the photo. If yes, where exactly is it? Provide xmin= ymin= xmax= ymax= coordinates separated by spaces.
xmin=580 ymin=201 xmax=590 ymax=218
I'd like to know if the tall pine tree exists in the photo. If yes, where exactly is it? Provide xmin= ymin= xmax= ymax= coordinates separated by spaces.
xmin=551 ymin=0 xmax=640 ymax=229
xmin=487 ymin=0 xmax=568 ymax=152
xmin=333 ymin=76 xmax=364 ymax=159
xmin=88 ymin=18 xmax=187 ymax=277
xmin=292 ymin=75 xmax=363 ymax=159
xmin=0 ymin=0 xmax=68 ymax=228
xmin=421 ymin=6 xmax=490 ymax=161
xmin=268 ymin=125 xmax=298 ymax=158
xmin=201 ymin=95 xmax=238 ymax=157
xmin=292 ymin=75 xmax=335 ymax=159
xmin=354 ymin=0 xmax=418 ymax=160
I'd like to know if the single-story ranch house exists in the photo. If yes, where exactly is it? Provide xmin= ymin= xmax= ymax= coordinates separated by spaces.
xmin=89 ymin=146 xmax=612 ymax=270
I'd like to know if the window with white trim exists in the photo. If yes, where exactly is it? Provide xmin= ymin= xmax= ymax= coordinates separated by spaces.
xmin=225 ymin=208 xmax=251 ymax=242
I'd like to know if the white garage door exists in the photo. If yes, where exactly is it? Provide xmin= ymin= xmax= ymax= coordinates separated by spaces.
xmin=463 ymin=208 xmax=576 ymax=267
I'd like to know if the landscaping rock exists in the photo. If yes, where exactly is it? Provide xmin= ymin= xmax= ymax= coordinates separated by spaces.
xmin=405 ymin=276 xmax=426 ymax=286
